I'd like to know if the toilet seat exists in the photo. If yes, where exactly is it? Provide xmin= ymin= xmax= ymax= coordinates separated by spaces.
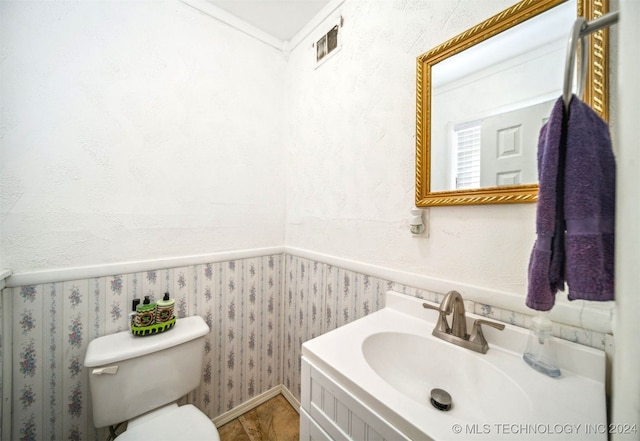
xmin=115 ymin=404 xmax=220 ymax=441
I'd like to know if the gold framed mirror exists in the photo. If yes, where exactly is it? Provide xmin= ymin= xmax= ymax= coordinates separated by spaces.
xmin=415 ymin=0 xmax=611 ymax=207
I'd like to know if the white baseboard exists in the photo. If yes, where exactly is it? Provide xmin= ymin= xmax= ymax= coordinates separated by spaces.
xmin=212 ymin=385 xmax=295 ymax=427
xmin=280 ymin=385 xmax=300 ymax=412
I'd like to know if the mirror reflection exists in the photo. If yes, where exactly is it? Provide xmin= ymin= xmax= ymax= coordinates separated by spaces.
xmin=416 ymin=0 xmax=611 ymax=206
xmin=430 ymin=1 xmax=573 ymax=193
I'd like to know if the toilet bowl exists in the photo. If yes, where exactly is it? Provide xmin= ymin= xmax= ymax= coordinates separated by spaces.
xmin=115 ymin=403 xmax=219 ymax=441
xmin=84 ymin=316 xmax=219 ymax=440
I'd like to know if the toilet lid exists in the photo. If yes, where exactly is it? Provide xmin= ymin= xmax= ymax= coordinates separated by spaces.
xmin=115 ymin=405 xmax=220 ymax=441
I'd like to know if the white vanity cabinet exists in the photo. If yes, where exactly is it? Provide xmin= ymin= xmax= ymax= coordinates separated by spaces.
xmin=300 ymin=356 xmax=411 ymax=441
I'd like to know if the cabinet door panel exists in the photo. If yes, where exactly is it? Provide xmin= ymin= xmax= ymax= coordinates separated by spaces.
xmin=300 ymin=357 xmax=411 ymax=441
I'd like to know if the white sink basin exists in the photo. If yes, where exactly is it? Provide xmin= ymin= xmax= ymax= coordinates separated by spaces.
xmin=362 ymin=331 xmax=532 ymax=422
xmin=302 ymin=291 xmax=608 ymax=440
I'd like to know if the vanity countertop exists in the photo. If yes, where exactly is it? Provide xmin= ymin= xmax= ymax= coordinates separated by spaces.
xmin=302 ymin=291 xmax=608 ymax=441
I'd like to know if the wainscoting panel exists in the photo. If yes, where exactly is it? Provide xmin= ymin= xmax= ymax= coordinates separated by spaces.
xmin=3 ymin=250 xmax=611 ymax=440
xmin=281 ymin=254 xmax=611 ymax=402
xmin=283 ymin=255 xmax=392 ymax=400
xmin=5 ymin=255 xmax=282 ymax=441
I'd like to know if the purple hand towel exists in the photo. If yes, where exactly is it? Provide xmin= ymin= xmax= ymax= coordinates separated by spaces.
xmin=564 ymin=97 xmax=615 ymax=302
xmin=526 ymin=97 xmax=567 ymax=311
xmin=527 ymin=95 xmax=615 ymax=311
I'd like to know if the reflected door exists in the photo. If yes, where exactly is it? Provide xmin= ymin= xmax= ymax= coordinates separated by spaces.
xmin=480 ymin=100 xmax=554 ymax=187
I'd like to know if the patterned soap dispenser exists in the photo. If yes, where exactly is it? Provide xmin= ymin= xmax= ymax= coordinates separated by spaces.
xmin=135 ymin=296 xmax=156 ymax=327
xmin=156 ymin=292 xmax=175 ymax=323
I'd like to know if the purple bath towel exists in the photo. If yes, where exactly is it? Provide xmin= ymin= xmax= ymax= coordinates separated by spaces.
xmin=526 ymin=98 xmax=567 ymax=311
xmin=564 ymin=96 xmax=615 ymax=301
xmin=526 ymin=95 xmax=615 ymax=311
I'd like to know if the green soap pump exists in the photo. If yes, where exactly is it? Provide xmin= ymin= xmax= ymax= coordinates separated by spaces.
xmin=135 ymin=296 xmax=156 ymax=327
xmin=156 ymin=292 xmax=175 ymax=323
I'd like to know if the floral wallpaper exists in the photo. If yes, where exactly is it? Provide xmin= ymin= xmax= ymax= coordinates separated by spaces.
xmin=281 ymin=255 xmax=610 ymax=402
xmin=282 ymin=255 xmax=391 ymax=399
xmin=7 ymin=255 xmax=281 ymax=441
xmin=4 ymin=252 xmax=608 ymax=440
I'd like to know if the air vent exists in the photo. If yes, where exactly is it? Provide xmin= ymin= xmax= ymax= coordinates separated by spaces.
xmin=314 ymin=18 xmax=342 ymax=67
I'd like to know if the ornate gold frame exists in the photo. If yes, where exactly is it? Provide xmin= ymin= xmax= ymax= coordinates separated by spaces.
xmin=415 ymin=0 xmax=610 ymax=207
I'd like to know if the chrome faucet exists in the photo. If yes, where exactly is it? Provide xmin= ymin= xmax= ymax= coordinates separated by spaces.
xmin=423 ymin=290 xmax=505 ymax=354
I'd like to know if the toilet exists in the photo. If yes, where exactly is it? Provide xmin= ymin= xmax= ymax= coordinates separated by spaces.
xmin=83 ymin=315 xmax=220 ymax=440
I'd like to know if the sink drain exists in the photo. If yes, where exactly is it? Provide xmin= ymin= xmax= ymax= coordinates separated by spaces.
xmin=430 ymin=388 xmax=452 ymax=411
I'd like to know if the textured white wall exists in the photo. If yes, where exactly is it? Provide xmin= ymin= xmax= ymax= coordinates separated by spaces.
xmin=284 ymin=0 xmax=537 ymax=294
xmin=1 ymin=0 xmax=617 ymax=308
xmin=0 ymin=0 xmax=286 ymax=273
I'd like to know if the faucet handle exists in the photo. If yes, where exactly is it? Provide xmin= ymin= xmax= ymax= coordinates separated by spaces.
xmin=422 ymin=302 xmax=440 ymax=312
xmin=470 ymin=319 xmax=505 ymax=353
xmin=423 ymin=303 xmax=450 ymax=333
xmin=473 ymin=319 xmax=505 ymax=331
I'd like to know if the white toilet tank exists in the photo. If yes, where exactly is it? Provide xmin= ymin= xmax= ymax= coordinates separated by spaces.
xmin=84 ymin=315 xmax=210 ymax=428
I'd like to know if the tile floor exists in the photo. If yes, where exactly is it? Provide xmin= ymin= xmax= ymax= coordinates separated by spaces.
xmin=218 ymin=394 xmax=300 ymax=441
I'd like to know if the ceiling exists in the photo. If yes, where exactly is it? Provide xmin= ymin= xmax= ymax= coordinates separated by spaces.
xmin=206 ymin=0 xmax=331 ymax=41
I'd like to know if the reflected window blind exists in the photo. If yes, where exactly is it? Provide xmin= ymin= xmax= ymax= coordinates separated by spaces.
xmin=454 ymin=123 xmax=481 ymax=189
